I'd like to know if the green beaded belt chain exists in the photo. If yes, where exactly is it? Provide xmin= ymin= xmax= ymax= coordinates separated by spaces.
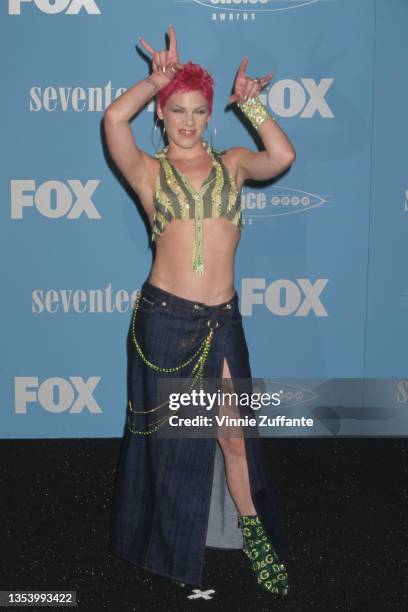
xmin=127 ymin=290 xmax=216 ymax=436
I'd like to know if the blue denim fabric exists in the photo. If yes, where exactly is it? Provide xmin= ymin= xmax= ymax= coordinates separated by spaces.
xmin=109 ymin=280 xmax=283 ymax=586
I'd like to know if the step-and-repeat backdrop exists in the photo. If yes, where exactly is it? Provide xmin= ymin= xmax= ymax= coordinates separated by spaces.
xmin=1 ymin=0 xmax=407 ymax=438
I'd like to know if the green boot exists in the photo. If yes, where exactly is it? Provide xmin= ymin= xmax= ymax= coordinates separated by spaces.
xmin=238 ymin=514 xmax=289 ymax=596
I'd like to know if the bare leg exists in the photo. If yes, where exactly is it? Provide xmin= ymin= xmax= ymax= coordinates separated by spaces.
xmin=216 ymin=359 xmax=289 ymax=596
xmin=217 ymin=357 xmax=256 ymax=515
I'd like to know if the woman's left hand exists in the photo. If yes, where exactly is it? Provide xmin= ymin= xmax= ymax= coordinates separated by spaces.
xmin=228 ymin=56 xmax=273 ymax=104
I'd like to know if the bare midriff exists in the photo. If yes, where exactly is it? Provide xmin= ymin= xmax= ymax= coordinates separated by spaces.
xmin=147 ymin=216 xmax=241 ymax=305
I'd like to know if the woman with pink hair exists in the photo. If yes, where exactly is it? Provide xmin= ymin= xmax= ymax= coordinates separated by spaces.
xmin=104 ymin=26 xmax=295 ymax=596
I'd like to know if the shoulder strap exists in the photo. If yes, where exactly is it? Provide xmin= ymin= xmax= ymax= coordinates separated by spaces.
xmin=154 ymin=144 xmax=171 ymax=160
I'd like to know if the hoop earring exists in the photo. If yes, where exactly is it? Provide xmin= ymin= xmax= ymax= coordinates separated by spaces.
xmin=151 ymin=117 xmax=166 ymax=151
xmin=204 ymin=123 xmax=216 ymax=148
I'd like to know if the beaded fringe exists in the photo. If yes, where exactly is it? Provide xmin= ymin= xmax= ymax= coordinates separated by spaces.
xmin=192 ymin=208 xmax=204 ymax=276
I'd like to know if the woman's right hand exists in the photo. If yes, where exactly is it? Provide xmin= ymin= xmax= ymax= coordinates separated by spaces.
xmin=139 ymin=25 xmax=183 ymax=86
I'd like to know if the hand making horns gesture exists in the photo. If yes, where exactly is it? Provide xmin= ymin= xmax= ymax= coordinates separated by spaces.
xmin=139 ymin=25 xmax=183 ymax=84
xmin=228 ymin=56 xmax=273 ymax=104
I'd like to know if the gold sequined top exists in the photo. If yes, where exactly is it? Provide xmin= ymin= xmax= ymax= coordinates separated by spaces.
xmin=151 ymin=140 xmax=244 ymax=276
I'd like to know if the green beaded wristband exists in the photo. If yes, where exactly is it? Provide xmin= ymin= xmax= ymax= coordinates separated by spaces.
xmin=236 ymin=97 xmax=275 ymax=130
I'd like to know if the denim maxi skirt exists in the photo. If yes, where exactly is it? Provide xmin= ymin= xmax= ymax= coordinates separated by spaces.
xmin=109 ymin=279 xmax=284 ymax=586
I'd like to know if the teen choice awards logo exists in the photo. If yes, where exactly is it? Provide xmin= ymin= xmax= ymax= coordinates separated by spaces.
xmin=192 ymin=0 xmax=321 ymax=12
xmin=242 ymin=186 xmax=327 ymax=220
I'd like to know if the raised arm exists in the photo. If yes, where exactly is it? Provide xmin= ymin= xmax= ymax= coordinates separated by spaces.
xmin=103 ymin=25 xmax=182 ymax=196
xmin=228 ymin=57 xmax=296 ymax=183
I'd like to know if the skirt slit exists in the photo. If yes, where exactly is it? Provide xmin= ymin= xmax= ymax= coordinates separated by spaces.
xmin=109 ymin=280 xmax=284 ymax=586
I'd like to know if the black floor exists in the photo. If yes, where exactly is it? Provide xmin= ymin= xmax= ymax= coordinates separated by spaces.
xmin=2 ymin=438 xmax=407 ymax=611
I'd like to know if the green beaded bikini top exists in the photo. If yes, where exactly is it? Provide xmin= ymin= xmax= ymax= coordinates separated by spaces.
xmin=151 ymin=140 xmax=244 ymax=276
